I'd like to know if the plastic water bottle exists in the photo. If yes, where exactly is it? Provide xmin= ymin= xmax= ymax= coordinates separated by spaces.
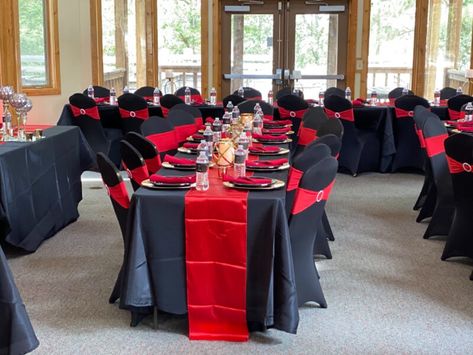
xmin=457 ymin=87 xmax=463 ymax=96
xmin=123 ymin=86 xmax=130 ymax=94
xmin=234 ymin=145 xmax=246 ymax=178
xmin=109 ymin=87 xmax=117 ymax=105
xmin=210 ymin=87 xmax=217 ymax=105
xmin=153 ymin=87 xmax=161 ymax=105
xmin=345 ymin=87 xmax=351 ymax=101
xmin=212 ymin=117 xmax=222 ymax=143
xmin=238 ymin=87 xmax=245 ymax=98
xmin=185 ymin=87 xmax=191 ymax=105
xmin=87 ymin=85 xmax=94 ymax=99
xmin=253 ymin=103 xmax=261 ymax=116
xmin=319 ymin=91 xmax=325 ymax=106
xmin=402 ymin=87 xmax=409 ymax=96
xmin=268 ymin=90 xmax=273 ymax=105
xmin=465 ymin=102 xmax=473 ymax=121
xmin=238 ymin=132 xmax=250 ymax=157
xmin=370 ymin=91 xmax=378 ymax=106
xmin=226 ymin=100 xmax=234 ymax=113
xmin=3 ymin=111 xmax=12 ymax=141
xmin=222 ymin=112 xmax=231 ymax=134
xmin=244 ymin=121 xmax=253 ymax=147
xmin=203 ymin=124 xmax=213 ymax=159
xmin=253 ymin=113 xmax=263 ymax=135
xmin=433 ymin=88 xmax=440 ymax=106
xmin=197 ymin=139 xmax=209 ymax=156
xmin=195 ymin=151 xmax=209 ymax=191
xmin=232 ymin=105 xmax=240 ymax=121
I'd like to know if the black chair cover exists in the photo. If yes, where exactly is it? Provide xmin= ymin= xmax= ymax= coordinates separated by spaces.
xmin=120 ymin=141 xmax=148 ymax=191
xmin=317 ymin=117 xmax=344 ymax=139
xmin=82 ymin=85 xmax=110 ymax=98
xmin=237 ymin=100 xmax=274 ymax=117
xmin=440 ymin=87 xmax=457 ymax=100
xmin=135 ymin=86 xmax=160 ymax=98
xmin=141 ymin=116 xmax=178 ymax=158
xmin=160 ymin=94 xmax=184 ymax=117
xmin=324 ymin=87 xmax=345 ymax=98
xmin=293 ymin=107 xmax=328 ymax=157
xmin=125 ymin=132 xmax=162 ymax=174
xmin=172 ymin=103 xmax=203 ymax=127
xmin=277 ymin=95 xmax=309 ymax=146
xmin=388 ymin=87 xmax=414 ymax=100
xmin=167 ymin=109 xmax=197 ymax=145
xmin=222 ymin=94 xmax=245 ymax=108
xmin=447 ymin=94 xmax=473 ymax=119
xmin=232 ymin=87 xmax=262 ymax=99
xmin=117 ymin=93 xmax=149 ymax=134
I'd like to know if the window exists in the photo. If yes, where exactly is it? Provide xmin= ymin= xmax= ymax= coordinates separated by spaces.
xmin=424 ymin=0 xmax=473 ymax=97
xmin=367 ymin=0 xmax=416 ymax=96
xmin=18 ymin=0 xmax=60 ymax=94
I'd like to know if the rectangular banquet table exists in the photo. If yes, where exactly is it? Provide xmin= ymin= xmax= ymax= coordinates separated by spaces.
xmin=0 ymin=126 xmax=94 ymax=251
xmin=119 ymin=148 xmax=299 ymax=334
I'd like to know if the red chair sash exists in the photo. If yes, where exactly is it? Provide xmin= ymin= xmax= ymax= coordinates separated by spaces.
xmin=119 ymin=107 xmax=149 ymax=120
xmin=297 ymin=126 xmax=317 ymax=146
xmin=123 ymin=161 xmax=149 ymax=185
xmin=195 ymin=117 xmax=203 ymax=128
xmin=105 ymin=181 xmax=130 ymax=209
xmin=175 ymin=123 xmax=197 ymax=142
xmin=439 ymin=99 xmax=448 ymax=106
xmin=70 ymin=104 xmax=100 ymax=120
xmin=246 ymin=96 xmax=262 ymax=101
xmin=278 ymin=107 xmax=307 ymax=119
xmin=446 ymin=156 xmax=473 ymax=174
xmin=263 ymin=114 xmax=273 ymax=120
xmin=448 ymin=109 xmax=465 ymax=121
xmin=143 ymin=96 xmax=154 ymax=101
xmin=287 ymin=167 xmax=304 ymax=192
xmin=324 ymin=108 xmax=355 ymax=122
xmin=291 ymin=180 xmax=335 ymax=215
xmin=394 ymin=107 xmax=415 ymax=119
xmin=178 ymin=94 xmax=204 ymax=105
xmin=415 ymin=126 xmax=426 ymax=148
xmin=146 ymin=130 xmax=178 ymax=152
xmin=161 ymin=106 xmax=170 ymax=117
xmin=424 ymin=134 xmax=448 ymax=158
xmin=389 ymin=98 xmax=396 ymax=106
xmin=144 ymin=156 xmax=162 ymax=174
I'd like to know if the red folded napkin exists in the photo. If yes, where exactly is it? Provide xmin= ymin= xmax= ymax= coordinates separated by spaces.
xmin=205 ymin=117 xmax=215 ymax=124
xmin=192 ymin=134 xmax=204 ymax=140
xmin=249 ymin=145 xmax=280 ymax=153
xmin=253 ymin=134 xmax=287 ymax=141
xmin=457 ymin=125 xmax=473 ymax=132
xmin=164 ymin=154 xmax=196 ymax=166
xmin=263 ymin=119 xmax=292 ymax=126
xmin=262 ymin=127 xmax=291 ymax=134
xmin=352 ymin=99 xmax=365 ymax=108
xmin=149 ymin=174 xmax=196 ymax=184
xmin=94 ymin=97 xmax=109 ymax=103
xmin=246 ymin=159 xmax=288 ymax=168
xmin=223 ymin=175 xmax=272 ymax=185
xmin=183 ymin=142 xmax=199 ymax=149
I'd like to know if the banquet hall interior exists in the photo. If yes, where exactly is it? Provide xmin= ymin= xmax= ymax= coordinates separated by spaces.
xmin=1 ymin=0 xmax=473 ymax=354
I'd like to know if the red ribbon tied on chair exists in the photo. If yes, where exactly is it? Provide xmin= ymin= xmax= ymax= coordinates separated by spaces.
xmin=394 ymin=107 xmax=415 ymax=119
xmin=448 ymin=109 xmax=465 ymax=121
xmin=146 ymin=130 xmax=178 ymax=153
xmin=70 ymin=105 xmax=100 ymax=120
xmin=175 ymin=123 xmax=198 ymax=143
xmin=119 ymin=107 xmax=149 ymax=120
xmin=324 ymin=108 xmax=355 ymax=122
xmin=104 ymin=182 xmax=130 ymax=209
xmin=287 ymin=167 xmax=304 ymax=192
xmin=278 ymin=107 xmax=307 ymax=119
xmin=424 ymin=134 xmax=448 ymax=158
xmin=122 ymin=161 xmax=149 ymax=186
xmin=297 ymin=126 xmax=317 ymax=146
xmin=291 ymin=180 xmax=335 ymax=215
xmin=415 ymin=126 xmax=426 ymax=148
xmin=144 ymin=156 xmax=162 ymax=174
xmin=446 ymin=156 xmax=473 ymax=174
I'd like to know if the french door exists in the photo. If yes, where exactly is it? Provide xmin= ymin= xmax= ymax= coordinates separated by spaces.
xmin=220 ymin=0 xmax=348 ymax=100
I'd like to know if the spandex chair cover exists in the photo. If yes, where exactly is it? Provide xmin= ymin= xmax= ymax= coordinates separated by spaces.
xmin=440 ymin=87 xmax=457 ymax=101
xmin=388 ymin=87 xmax=414 ymax=105
xmin=82 ymin=85 xmax=110 ymax=98
xmin=447 ymin=94 xmax=473 ymax=121
xmin=223 ymin=94 xmax=245 ymax=108
xmin=135 ymin=86 xmax=161 ymax=100
xmin=167 ymin=109 xmax=198 ymax=144
xmin=175 ymin=87 xmax=204 ymax=105
xmin=141 ymin=116 xmax=178 ymax=158
xmin=120 ymin=141 xmax=149 ymax=191
xmin=117 ymin=93 xmax=150 ymax=134
xmin=293 ymin=107 xmax=329 ymax=157
xmin=277 ymin=95 xmax=308 ymax=147
xmin=324 ymin=87 xmax=345 ymax=99
xmin=173 ymin=103 xmax=204 ymax=129
xmin=125 ymin=132 xmax=162 ymax=174
xmin=237 ymin=100 xmax=274 ymax=119
xmin=232 ymin=87 xmax=262 ymax=100
xmin=160 ymin=94 xmax=185 ymax=117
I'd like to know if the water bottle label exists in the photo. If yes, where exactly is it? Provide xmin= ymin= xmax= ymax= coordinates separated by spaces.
xmin=205 ymin=135 xmax=213 ymax=143
xmin=240 ymin=141 xmax=249 ymax=150
xmin=234 ymin=154 xmax=245 ymax=164
xmin=196 ymin=162 xmax=208 ymax=173
xmin=213 ymin=126 xmax=222 ymax=132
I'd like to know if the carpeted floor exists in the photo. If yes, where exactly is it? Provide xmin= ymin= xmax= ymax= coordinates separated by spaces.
xmin=7 ymin=172 xmax=473 ymax=354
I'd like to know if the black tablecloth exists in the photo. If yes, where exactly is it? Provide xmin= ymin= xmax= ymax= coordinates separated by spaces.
xmin=0 ymin=126 xmax=94 ymax=252
xmin=0 ymin=246 xmax=39 ymax=355
xmin=119 ymin=149 xmax=299 ymax=334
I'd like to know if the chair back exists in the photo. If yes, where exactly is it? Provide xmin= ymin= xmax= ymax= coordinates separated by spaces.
xmin=447 ymin=94 xmax=473 ymax=120
xmin=394 ymin=95 xmax=430 ymax=119
xmin=317 ymin=117 xmax=344 ymax=138
xmin=167 ymin=109 xmax=197 ymax=144
xmin=223 ymin=94 xmax=245 ymax=108
xmin=276 ymin=87 xmax=293 ymax=100
xmin=140 ymin=116 xmax=178 ymax=157
xmin=120 ymin=141 xmax=149 ymax=191
xmin=324 ymin=87 xmax=345 ymax=99
xmin=388 ymin=87 xmax=414 ymax=104
xmin=445 ymin=133 xmax=473 ymax=200
xmin=324 ymin=94 xmax=355 ymax=123
xmin=69 ymin=93 xmax=110 ymax=155
xmin=175 ymin=87 xmax=204 ymax=104
xmin=277 ymin=95 xmax=308 ymax=139
xmin=117 ymin=93 xmax=149 ymax=134
xmin=308 ymin=134 xmax=342 ymax=158
xmin=160 ymin=94 xmax=184 ymax=117
xmin=237 ymin=100 xmax=274 ymax=119
xmin=97 ymin=152 xmax=130 ymax=238
xmin=297 ymin=107 xmax=328 ymax=147
xmin=440 ymin=87 xmax=457 ymax=101
xmin=125 ymin=132 xmax=162 ymax=174
xmin=82 ymin=85 xmax=110 ymax=98
xmin=135 ymin=86 xmax=160 ymax=100
xmin=233 ymin=87 xmax=262 ymax=100
xmin=172 ymin=103 xmax=203 ymax=128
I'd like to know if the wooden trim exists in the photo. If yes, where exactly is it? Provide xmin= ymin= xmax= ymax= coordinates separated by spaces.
xmin=346 ymin=0 xmax=357 ymax=92
xmin=412 ymin=0 xmax=428 ymax=95
xmin=201 ymin=1 xmax=209 ymax=98
xmin=0 ymin=0 xmax=21 ymax=90
xmin=359 ymin=0 xmax=371 ymax=97
xmin=470 ymin=26 xmax=473 ymax=95
xmin=90 ymin=0 xmax=103 ymax=85
xmin=145 ymin=0 xmax=158 ymax=86
xmin=212 ymin=0 xmax=221 ymax=99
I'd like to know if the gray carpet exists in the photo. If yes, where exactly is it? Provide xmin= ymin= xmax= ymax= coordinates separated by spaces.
xmin=7 ymin=172 xmax=473 ymax=354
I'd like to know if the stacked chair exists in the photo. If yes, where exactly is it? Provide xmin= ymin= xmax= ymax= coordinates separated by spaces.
xmin=125 ymin=132 xmax=162 ymax=174
xmin=391 ymin=95 xmax=430 ymax=172
xmin=117 ymin=93 xmax=150 ymax=134
xmin=175 ymin=87 xmax=204 ymax=104
xmin=160 ymin=94 xmax=184 ymax=117
xmin=140 ymin=116 xmax=178 ymax=158
xmin=120 ymin=141 xmax=149 ymax=191
xmin=443 ymin=133 xmax=473 ymax=265
xmin=447 ymin=94 xmax=473 ymax=120
xmin=69 ymin=93 xmax=122 ymax=167
xmin=232 ymin=87 xmax=262 ymax=100
xmin=287 ymin=155 xmax=338 ymax=306
xmin=413 ymin=109 xmax=454 ymax=239
xmin=324 ymin=94 xmax=378 ymax=175
xmin=167 ymin=108 xmax=198 ymax=145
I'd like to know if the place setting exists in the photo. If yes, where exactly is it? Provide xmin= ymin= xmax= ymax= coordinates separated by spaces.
xmin=248 ymin=143 xmax=290 ymax=156
xmin=245 ymin=158 xmax=290 ymax=172
xmin=141 ymin=173 xmax=196 ymax=190
xmin=252 ymin=133 xmax=292 ymax=144
xmin=222 ymin=175 xmax=285 ymax=190
xmin=177 ymin=142 xmax=200 ymax=154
